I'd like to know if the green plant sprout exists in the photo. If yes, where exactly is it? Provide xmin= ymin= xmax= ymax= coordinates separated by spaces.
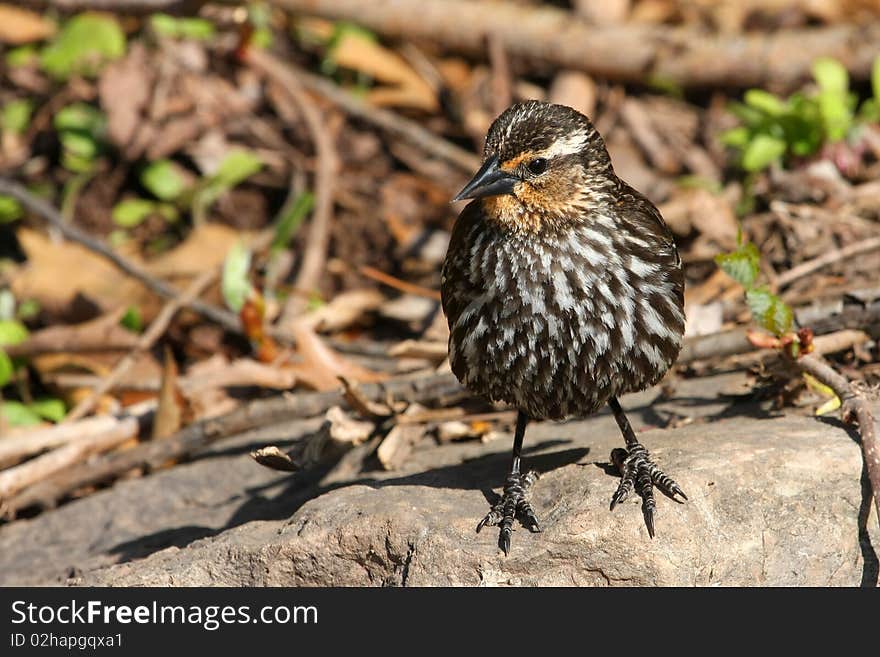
xmin=722 ymin=55 xmax=880 ymax=172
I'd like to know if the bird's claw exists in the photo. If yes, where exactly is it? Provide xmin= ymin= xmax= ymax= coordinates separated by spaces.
xmin=477 ymin=470 xmax=542 ymax=555
xmin=609 ymin=444 xmax=686 ymax=538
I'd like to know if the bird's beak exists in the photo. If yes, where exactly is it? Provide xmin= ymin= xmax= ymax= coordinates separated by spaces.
xmin=452 ymin=155 xmax=518 ymax=202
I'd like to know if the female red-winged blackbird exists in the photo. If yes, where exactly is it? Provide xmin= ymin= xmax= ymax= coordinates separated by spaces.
xmin=441 ymin=101 xmax=687 ymax=555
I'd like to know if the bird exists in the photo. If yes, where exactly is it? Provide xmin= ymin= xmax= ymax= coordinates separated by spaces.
xmin=441 ymin=100 xmax=688 ymax=555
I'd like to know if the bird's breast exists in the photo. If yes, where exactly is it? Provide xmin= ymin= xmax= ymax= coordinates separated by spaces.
xmin=443 ymin=215 xmax=684 ymax=419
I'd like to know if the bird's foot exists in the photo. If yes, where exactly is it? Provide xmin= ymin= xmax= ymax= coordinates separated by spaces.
xmin=477 ymin=470 xmax=542 ymax=555
xmin=609 ymin=444 xmax=686 ymax=538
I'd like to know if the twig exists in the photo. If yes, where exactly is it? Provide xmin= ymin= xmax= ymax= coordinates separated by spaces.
xmin=267 ymin=0 xmax=880 ymax=91
xmin=3 ymin=372 xmax=465 ymax=516
xmin=0 ymin=178 xmax=241 ymax=335
xmin=0 ymin=415 xmax=120 ymax=469
xmin=795 ymin=353 xmax=880 ymax=526
xmin=245 ymin=49 xmax=340 ymax=323
xmin=0 ymin=417 xmax=138 ymax=512
xmin=271 ymin=59 xmax=480 ymax=174
xmin=65 ymin=269 xmax=218 ymax=422
xmin=359 ymin=265 xmax=442 ymax=301
xmin=679 ymin=301 xmax=880 ymax=364
xmin=774 ymin=237 xmax=880 ymax=289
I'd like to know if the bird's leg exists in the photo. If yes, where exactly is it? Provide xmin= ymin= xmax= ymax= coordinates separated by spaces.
xmin=477 ymin=410 xmax=542 ymax=555
xmin=607 ymin=397 xmax=687 ymax=537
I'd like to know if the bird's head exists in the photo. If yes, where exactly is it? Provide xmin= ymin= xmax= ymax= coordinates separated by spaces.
xmin=453 ymin=101 xmax=615 ymax=232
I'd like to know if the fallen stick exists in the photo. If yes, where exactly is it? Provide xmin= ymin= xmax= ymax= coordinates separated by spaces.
xmin=246 ymin=49 xmax=340 ymax=323
xmin=774 ymin=236 xmax=880 ymax=289
xmin=283 ymin=62 xmax=480 ymax=174
xmin=269 ymin=0 xmax=880 ymax=91
xmin=0 ymin=417 xmax=138 ymax=510
xmin=795 ymin=353 xmax=880 ymax=526
xmin=679 ymin=302 xmax=880 ymax=364
xmin=0 ymin=415 xmax=120 ymax=469
xmin=3 ymin=372 xmax=464 ymax=516
xmin=0 ymin=178 xmax=241 ymax=335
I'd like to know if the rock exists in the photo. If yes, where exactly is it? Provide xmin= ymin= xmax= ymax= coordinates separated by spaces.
xmin=2 ymin=372 xmax=876 ymax=587
xmin=77 ymin=414 xmax=877 ymax=587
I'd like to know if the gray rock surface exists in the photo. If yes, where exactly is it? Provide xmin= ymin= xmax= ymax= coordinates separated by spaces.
xmin=1 ymin=372 xmax=877 ymax=586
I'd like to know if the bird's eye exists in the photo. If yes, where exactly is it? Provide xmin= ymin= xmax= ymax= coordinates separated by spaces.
xmin=527 ymin=158 xmax=548 ymax=175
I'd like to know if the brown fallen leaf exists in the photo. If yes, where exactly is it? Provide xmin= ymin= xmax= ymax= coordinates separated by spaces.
xmin=250 ymin=446 xmax=300 ymax=472
xmin=0 ymin=4 xmax=56 ymax=45
xmin=11 ymin=229 xmax=151 ymax=317
xmin=6 ymin=308 xmax=139 ymax=358
xmin=98 ymin=42 xmax=153 ymax=156
xmin=183 ymin=354 xmax=296 ymax=392
xmin=331 ymin=32 xmax=438 ymax=112
xmin=289 ymin=320 xmax=387 ymax=391
xmin=377 ymin=403 xmax=427 ymax=470
xmin=303 ymin=289 xmax=385 ymax=333
xmin=152 ymin=345 xmax=184 ymax=440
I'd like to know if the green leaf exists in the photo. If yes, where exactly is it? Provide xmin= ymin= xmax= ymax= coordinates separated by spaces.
xmin=715 ymin=241 xmax=760 ymax=288
xmin=120 ymin=306 xmax=143 ymax=332
xmin=222 ymin=242 xmax=253 ymax=313
xmin=194 ymin=150 xmax=263 ymax=218
xmin=30 ymin=398 xmax=67 ymax=423
xmin=41 ymin=12 xmax=126 ymax=80
xmin=2 ymin=99 xmax=33 ymax=135
xmin=0 ymin=350 xmax=13 ymax=387
xmin=813 ymin=57 xmax=853 ymax=142
xmin=54 ymin=102 xmax=106 ymax=135
xmin=141 ymin=160 xmax=186 ymax=201
xmin=16 ymin=299 xmax=40 ymax=321
xmin=60 ymin=131 xmax=98 ymax=160
xmin=6 ymin=45 xmax=38 ymax=68
xmin=720 ymin=126 xmax=751 ymax=148
xmin=0 ymin=195 xmax=23 ymax=223
xmin=212 ymin=150 xmax=263 ymax=189
xmin=1 ymin=401 xmax=43 ymax=427
xmin=151 ymin=14 xmax=216 ymax=40
xmin=813 ymin=57 xmax=849 ymax=95
xmin=746 ymin=286 xmax=793 ymax=336
xmin=744 ymin=89 xmax=787 ymax=116
xmin=0 ymin=320 xmax=29 ymax=347
xmin=271 ymin=192 xmax=315 ymax=252
xmin=741 ymin=134 xmax=786 ymax=171
xmin=112 ymin=198 xmax=156 ymax=228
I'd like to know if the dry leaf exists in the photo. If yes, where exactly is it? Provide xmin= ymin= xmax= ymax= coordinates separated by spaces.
xmin=376 ymin=403 xmax=426 ymax=470
xmin=99 ymin=42 xmax=152 ymax=154
xmin=303 ymin=289 xmax=385 ymax=333
xmin=0 ymin=4 xmax=56 ymax=44
xmin=152 ymin=345 xmax=184 ymax=440
xmin=11 ymin=229 xmax=150 ymax=317
xmin=250 ymin=446 xmax=300 ymax=472
xmin=289 ymin=321 xmax=387 ymax=391
xmin=331 ymin=32 xmax=438 ymax=112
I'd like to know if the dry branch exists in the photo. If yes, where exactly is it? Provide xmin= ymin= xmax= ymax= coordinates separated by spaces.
xmin=795 ymin=353 xmax=880 ymax=526
xmin=3 ymin=372 xmax=464 ymax=516
xmin=0 ymin=416 xmax=120 ymax=469
xmin=270 ymin=0 xmax=880 ymax=90
xmin=0 ymin=178 xmax=241 ymax=335
xmin=0 ymin=417 xmax=138 ymax=510
xmin=245 ymin=49 xmax=340 ymax=323
xmin=285 ymin=62 xmax=480 ymax=173
xmin=774 ymin=237 xmax=880 ymax=289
